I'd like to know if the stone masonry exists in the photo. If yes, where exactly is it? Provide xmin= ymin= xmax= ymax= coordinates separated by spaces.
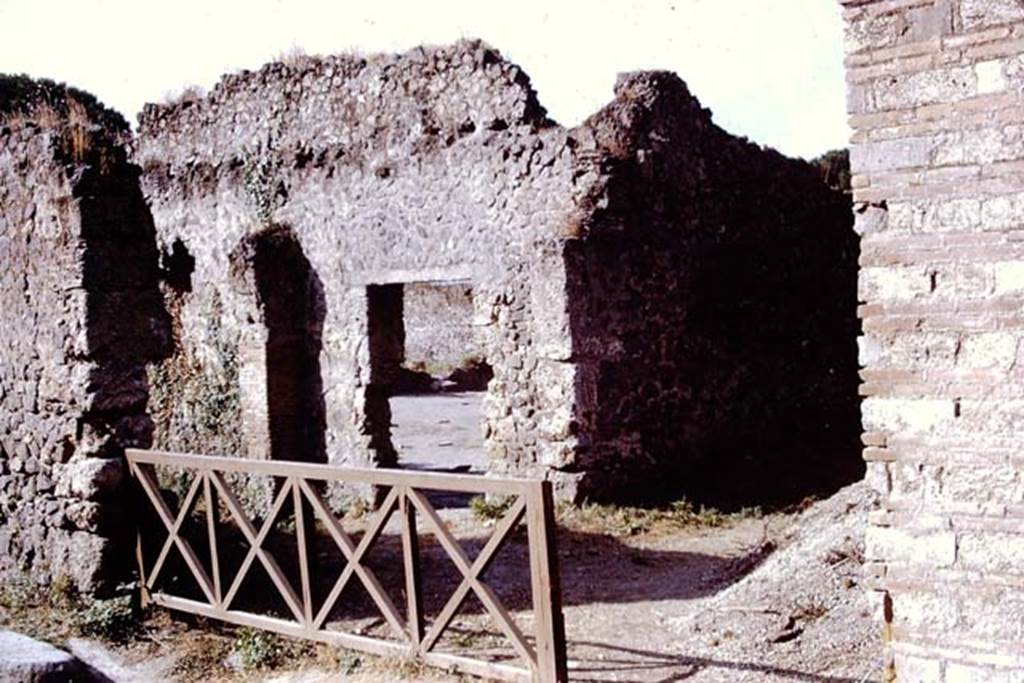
xmin=842 ymin=0 xmax=1024 ymax=678
xmin=134 ymin=40 xmax=858 ymax=505
xmin=0 ymin=79 xmax=170 ymax=593
xmin=1 ymin=40 xmax=859 ymax=590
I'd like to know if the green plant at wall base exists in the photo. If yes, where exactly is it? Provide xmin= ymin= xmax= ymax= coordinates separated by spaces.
xmin=72 ymin=583 xmax=141 ymax=643
xmin=558 ymin=498 xmax=764 ymax=536
xmin=233 ymin=627 xmax=283 ymax=670
xmin=469 ymin=495 xmax=516 ymax=522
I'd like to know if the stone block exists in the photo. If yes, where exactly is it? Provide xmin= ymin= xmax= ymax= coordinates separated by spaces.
xmin=874 ymin=66 xmax=977 ymax=111
xmin=66 ymin=458 xmax=123 ymax=501
xmin=958 ymin=532 xmax=1024 ymax=574
xmin=977 ymin=60 xmax=1009 ymax=95
xmin=947 ymin=662 xmax=1024 ymax=683
xmin=862 ymin=397 xmax=954 ymax=434
xmin=865 ymin=526 xmax=957 ymax=566
xmin=961 ymin=0 xmax=1024 ymax=31
xmin=0 ymin=630 xmax=85 ymax=681
xmin=893 ymin=652 xmax=943 ymax=681
xmin=851 ymin=137 xmax=935 ymax=172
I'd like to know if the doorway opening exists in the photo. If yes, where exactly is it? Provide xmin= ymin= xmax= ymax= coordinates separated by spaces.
xmin=366 ymin=281 xmax=492 ymax=474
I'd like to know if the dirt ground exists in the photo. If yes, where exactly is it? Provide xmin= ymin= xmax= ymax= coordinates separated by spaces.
xmin=0 ymin=395 xmax=880 ymax=681
xmin=390 ymin=393 xmax=487 ymax=473
xmin=1 ymin=483 xmax=877 ymax=682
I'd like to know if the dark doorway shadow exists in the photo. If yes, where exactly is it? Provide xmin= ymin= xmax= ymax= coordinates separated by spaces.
xmin=232 ymin=225 xmax=327 ymax=464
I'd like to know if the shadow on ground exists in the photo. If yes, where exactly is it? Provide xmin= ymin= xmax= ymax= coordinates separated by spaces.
xmin=567 ymin=640 xmax=865 ymax=683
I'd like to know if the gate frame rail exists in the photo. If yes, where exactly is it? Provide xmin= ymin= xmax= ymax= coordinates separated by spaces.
xmin=126 ymin=448 xmax=568 ymax=683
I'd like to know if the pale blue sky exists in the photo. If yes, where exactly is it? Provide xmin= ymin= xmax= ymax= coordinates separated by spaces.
xmin=0 ymin=0 xmax=850 ymax=159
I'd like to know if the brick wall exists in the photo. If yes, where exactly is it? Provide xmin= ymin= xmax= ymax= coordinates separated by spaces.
xmin=841 ymin=0 xmax=1024 ymax=678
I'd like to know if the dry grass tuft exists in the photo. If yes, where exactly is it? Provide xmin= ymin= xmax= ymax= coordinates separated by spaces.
xmin=558 ymin=498 xmax=764 ymax=537
xmin=66 ymin=97 xmax=91 ymax=161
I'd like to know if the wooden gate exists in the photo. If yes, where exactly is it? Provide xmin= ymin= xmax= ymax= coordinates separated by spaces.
xmin=126 ymin=449 xmax=568 ymax=682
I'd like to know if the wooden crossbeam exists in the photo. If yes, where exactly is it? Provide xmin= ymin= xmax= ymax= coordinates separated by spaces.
xmin=210 ymin=472 xmax=305 ymax=624
xmin=407 ymin=488 xmax=537 ymax=669
xmin=419 ymin=495 xmax=526 ymax=654
xmin=399 ymin=489 xmax=424 ymax=650
xmin=144 ymin=470 xmax=203 ymax=592
xmin=298 ymin=481 xmax=407 ymax=640
xmin=132 ymin=463 xmax=217 ymax=605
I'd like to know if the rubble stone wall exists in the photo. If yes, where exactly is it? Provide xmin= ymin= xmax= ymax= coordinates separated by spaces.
xmin=135 ymin=42 xmax=584 ymax=493
xmin=841 ymin=0 xmax=1024 ymax=678
xmin=0 ymin=90 xmax=170 ymax=593
xmin=562 ymin=73 xmax=861 ymax=504
xmin=135 ymin=43 xmax=861 ymax=503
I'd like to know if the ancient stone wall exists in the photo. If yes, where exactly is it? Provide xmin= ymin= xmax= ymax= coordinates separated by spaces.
xmin=134 ymin=42 xmax=860 ymax=504
xmin=0 ymin=83 xmax=170 ymax=593
xmin=841 ymin=0 xmax=1024 ymax=678
xmin=560 ymin=73 xmax=861 ymax=504
xmin=135 ymin=42 xmax=584 ymax=495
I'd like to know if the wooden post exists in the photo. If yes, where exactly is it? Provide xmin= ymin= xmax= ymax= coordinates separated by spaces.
xmin=131 ymin=463 xmax=151 ymax=609
xmin=400 ymin=488 xmax=424 ymax=650
xmin=293 ymin=478 xmax=314 ymax=629
xmin=203 ymin=472 xmax=223 ymax=607
xmin=526 ymin=481 xmax=568 ymax=683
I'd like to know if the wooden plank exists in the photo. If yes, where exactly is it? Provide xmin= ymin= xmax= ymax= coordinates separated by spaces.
xmin=150 ymin=593 xmax=531 ymax=682
xmin=211 ymin=473 xmax=305 ymax=623
xmin=130 ymin=465 xmax=150 ymax=609
xmin=127 ymin=449 xmax=531 ymax=496
xmin=399 ymin=489 xmax=424 ymax=650
xmin=203 ymin=472 xmax=223 ymax=606
xmin=300 ymin=482 xmax=406 ymax=639
xmin=292 ymin=478 xmax=313 ymax=628
xmin=525 ymin=481 xmax=568 ymax=683
xmin=421 ymin=651 xmax=532 ymax=683
xmin=132 ymin=463 xmax=217 ymax=605
xmin=135 ymin=528 xmax=150 ymax=610
xmin=420 ymin=495 xmax=526 ymax=654
xmin=406 ymin=488 xmax=536 ymax=669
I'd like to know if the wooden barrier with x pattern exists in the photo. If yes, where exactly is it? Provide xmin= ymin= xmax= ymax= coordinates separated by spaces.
xmin=126 ymin=449 xmax=568 ymax=682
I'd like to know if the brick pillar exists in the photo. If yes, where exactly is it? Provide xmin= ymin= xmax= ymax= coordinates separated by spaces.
xmin=840 ymin=0 xmax=1024 ymax=678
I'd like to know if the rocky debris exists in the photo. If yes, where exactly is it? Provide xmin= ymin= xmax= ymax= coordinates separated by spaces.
xmin=0 ymin=630 xmax=87 ymax=682
xmin=678 ymin=480 xmax=881 ymax=680
xmin=66 ymin=638 xmax=176 ymax=683
xmin=67 ymin=459 xmax=123 ymax=501
xmin=444 ymin=359 xmax=494 ymax=392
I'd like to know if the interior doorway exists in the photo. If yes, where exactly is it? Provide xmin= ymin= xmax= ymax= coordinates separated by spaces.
xmin=365 ymin=281 xmax=491 ymax=473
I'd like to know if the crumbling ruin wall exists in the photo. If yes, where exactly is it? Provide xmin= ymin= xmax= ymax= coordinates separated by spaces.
xmin=135 ymin=42 xmax=585 ymax=489
xmin=841 ymin=0 xmax=1024 ymax=678
xmin=134 ymin=42 xmax=861 ymax=503
xmin=0 ymin=81 xmax=170 ymax=593
xmin=558 ymin=73 xmax=861 ymax=504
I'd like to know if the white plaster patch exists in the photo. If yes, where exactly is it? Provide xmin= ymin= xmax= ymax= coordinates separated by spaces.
xmin=994 ymin=261 xmax=1024 ymax=295
xmin=976 ymin=60 xmax=1007 ymax=95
